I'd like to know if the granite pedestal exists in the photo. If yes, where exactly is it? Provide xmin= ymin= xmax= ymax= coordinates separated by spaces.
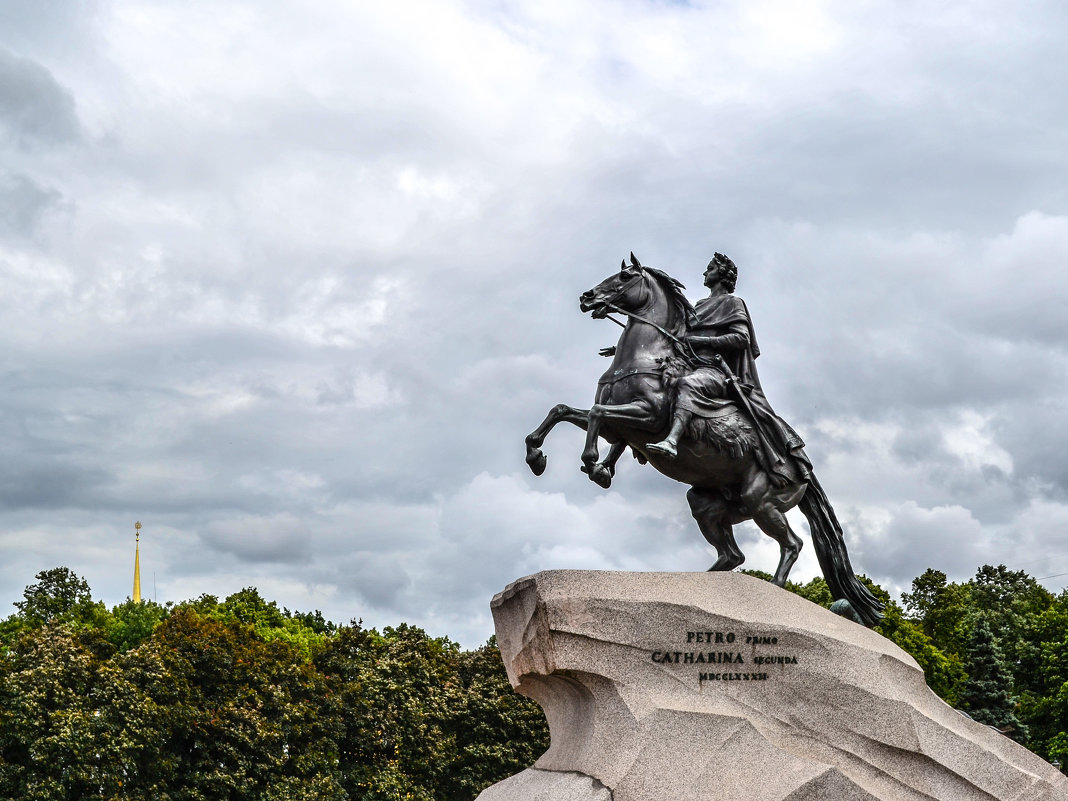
xmin=477 ymin=570 xmax=1068 ymax=801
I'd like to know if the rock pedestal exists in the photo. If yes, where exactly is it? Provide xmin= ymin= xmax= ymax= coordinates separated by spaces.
xmin=476 ymin=570 xmax=1068 ymax=801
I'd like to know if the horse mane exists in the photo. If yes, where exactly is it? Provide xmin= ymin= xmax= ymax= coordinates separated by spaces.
xmin=642 ymin=266 xmax=695 ymax=334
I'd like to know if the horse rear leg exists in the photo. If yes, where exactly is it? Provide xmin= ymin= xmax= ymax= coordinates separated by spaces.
xmin=525 ymin=404 xmax=589 ymax=476
xmin=740 ymin=467 xmax=806 ymax=586
xmin=687 ymin=487 xmax=745 ymax=571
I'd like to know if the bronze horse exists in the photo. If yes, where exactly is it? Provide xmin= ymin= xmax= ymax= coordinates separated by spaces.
xmin=524 ymin=255 xmax=883 ymax=626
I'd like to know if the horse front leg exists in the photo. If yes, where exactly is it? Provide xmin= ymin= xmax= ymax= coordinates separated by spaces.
xmin=580 ymin=441 xmax=627 ymax=489
xmin=601 ymin=441 xmax=627 ymax=478
xmin=581 ymin=400 xmax=657 ymax=483
xmin=525 ymin=403 xmax=590 ymax=476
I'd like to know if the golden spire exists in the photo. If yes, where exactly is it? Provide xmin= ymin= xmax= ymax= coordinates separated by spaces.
xmin=133 ymin=521 xmax=142 ymax=603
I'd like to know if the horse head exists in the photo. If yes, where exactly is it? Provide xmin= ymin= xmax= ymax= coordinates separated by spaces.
xmin=579 ymin=252 xmax=692 ymax=335
xmin=579 ymin=252 xmax=649 ymax=319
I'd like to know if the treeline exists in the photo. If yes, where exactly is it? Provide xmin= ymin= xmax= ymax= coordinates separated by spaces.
xmin=0 ymin=568 xmax=548 ymax=801
xmin=1 ymin=564 xmax=1066 ymax=800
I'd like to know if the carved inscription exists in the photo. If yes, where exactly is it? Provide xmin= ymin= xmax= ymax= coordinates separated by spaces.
xmin=649 ymin=630 xmax=799 ymax=684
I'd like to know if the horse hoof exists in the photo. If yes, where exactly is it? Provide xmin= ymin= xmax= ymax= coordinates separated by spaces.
xmin=526 ymin=449 xmax=547 ymax=476
xmin=708 ymin=555 xmax=744 ymax=572
xmin=590 ymin=464 xmax=612 ymax=489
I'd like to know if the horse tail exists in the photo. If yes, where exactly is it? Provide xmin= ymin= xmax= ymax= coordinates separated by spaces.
xmin=798 ymin=472 xmax=884 ymax=627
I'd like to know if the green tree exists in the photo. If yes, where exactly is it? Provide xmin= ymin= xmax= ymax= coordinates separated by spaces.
xmin=970 ymin=565 xmax=1051 ymax=618
xmin=436 ymin=638 xmax=549 ymax=799
xmin=740 ymin=570 xmax=833 ymax=610
xmin=901 ymin=568 xmax=973 ymax=658
xmin=968 ymin=564 xmax=1052 ymax=676
xmin=262 ymin=774 xmax=348 ymax=800
xmin=1015 ymin=592 xmax=1068 ymax=765
xmin=1 ymin=568 xmax=113 ymax=655
xmin=0 ymin=624 xmax=151 ymax=800
xmin=902 ymin=568 xmax=948 ymax=621
xmin=960 ymin=617 xmax=1027 ymax=743
xmin=107 ymin=597 xmax=170 ymax=652
xmin=14 ymin=567 xmax=93 ymax=624
xmin=789 ymin=576 xmax=834 ymax=608
xmin=178 ymin=588 xmax=332 ymax=660
xmin=315 ymin=622 xmax=459 ymax=801
xmin=287 ymin=608 xmax=338 ymax=636
xmin=222 ymin=586 xmax=287 ymax=629
xmin=141 ymin=607 xmax=344 ymax=800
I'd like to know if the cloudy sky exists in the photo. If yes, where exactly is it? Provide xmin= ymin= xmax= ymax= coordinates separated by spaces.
xmin=3 ymin=0 xmax=1068 ymax=646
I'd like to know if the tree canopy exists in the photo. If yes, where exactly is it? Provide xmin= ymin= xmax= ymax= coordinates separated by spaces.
xmin=1 ymin=561 xmax=1066 ymax=799
xmin=0 ymin=571 xmax=548 ymax=801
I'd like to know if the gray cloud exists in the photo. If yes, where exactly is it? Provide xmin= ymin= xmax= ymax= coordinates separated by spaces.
xmin=2 ymin=1 xmax=1068 ymax=645
xmin=199 ymin=514 xmax=314 ymax=564
xmin=0 ymin=172 xmax=64 ymax=237
xmin=0 ymin=48 xmax=79 ymax=147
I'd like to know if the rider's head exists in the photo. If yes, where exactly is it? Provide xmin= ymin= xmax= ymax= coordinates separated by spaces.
xmin=705 ymin=253 xmax=737 ymax=293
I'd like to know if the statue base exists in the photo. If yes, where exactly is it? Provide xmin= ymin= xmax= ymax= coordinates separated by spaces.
xmin=476 ymin=570 xmax=1067 ymax=801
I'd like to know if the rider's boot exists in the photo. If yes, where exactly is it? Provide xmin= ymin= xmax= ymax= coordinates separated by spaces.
xmin=648 ymin=413 xmax=689 ymax=458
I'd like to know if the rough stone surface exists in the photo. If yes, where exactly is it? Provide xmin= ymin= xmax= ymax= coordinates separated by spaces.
xmin=477 ymin=768 xmax=611 ymax=801
xmin=477 ymin=570 xmax=1068 ymax=801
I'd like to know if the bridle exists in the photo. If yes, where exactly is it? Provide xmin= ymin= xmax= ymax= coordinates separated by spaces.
xmin=598 ymin=271 xmax=643 ymax=312
xmin=598 ymin=269 xmax=694 ymax=358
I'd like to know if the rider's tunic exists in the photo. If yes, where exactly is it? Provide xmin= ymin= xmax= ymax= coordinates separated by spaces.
xmin=676 ymin=294 xmax=808 ymax=477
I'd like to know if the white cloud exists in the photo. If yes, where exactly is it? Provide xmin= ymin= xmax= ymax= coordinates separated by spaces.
xmin=941 ymin=411 xmax=1013 ymax=476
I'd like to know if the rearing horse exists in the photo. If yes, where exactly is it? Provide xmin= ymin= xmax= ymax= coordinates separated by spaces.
xmin=524 ymin=255 xmax=883 ymax=626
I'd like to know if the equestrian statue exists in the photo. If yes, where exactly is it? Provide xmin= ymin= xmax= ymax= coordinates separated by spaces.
xmin=523 ymin=252 xmax=884 ymax=626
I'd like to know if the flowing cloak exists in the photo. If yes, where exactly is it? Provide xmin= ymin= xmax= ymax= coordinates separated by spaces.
xmin=675 ymin=294 xmax=809 ymax=476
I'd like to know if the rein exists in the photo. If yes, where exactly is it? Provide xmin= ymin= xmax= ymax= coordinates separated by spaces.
xmin=605 ymin=300 xmax=686 ymax=347
xmin=600 ymin=272 xmax=643 ymax=308
xmin=605 ymin=297 xmax=708 ymax=365
xmin=596 ymin=269 xmax=707 ymax=366
xmin=600 ymin=271 xmax=689 ymax=346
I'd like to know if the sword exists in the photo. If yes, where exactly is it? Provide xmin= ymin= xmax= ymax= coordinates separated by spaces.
xmin=710 ymin=354 xmax=791 ymax=486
